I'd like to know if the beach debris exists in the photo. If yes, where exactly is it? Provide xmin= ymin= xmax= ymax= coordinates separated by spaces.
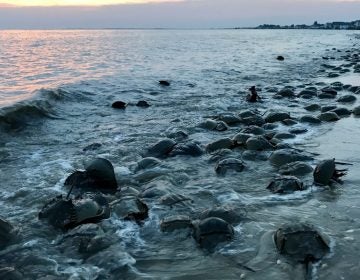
xmin=192 ymin=217 xmax=234 ymax=250
xmin=313 ymin=158 xmax=347 ymax=186
xmin=267 ymin=175 xmax=305 ymax=194
xmin=112 ymin=101 xmax=127 ymax=109
xmin=65 ymin=158 xmax=118 ymax=193
xmin=39 ymin=194 xmax=110 ymax=231
xmin=215 ymin=158 xmax=245 ymax=175
xmin=353 ymin=105 xmax=360 ymax=116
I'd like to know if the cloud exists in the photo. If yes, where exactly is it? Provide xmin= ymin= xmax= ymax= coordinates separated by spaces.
xmin=0 ymin=0 xmax=359 ymax=28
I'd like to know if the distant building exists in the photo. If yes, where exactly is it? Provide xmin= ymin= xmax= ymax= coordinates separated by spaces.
xmin=255 ymin=20 xmax=360 ymax=30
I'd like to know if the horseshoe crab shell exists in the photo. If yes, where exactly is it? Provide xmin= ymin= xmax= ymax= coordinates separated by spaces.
xmin=111 ymin=197 xmax=149 ymax=222
xmin=274 ymin=223 xmax=330 ymax=263
xmin=193 ymin=217 xmax=234 ymax=250
xmin=0 ymin=267 xmax=23 ymax=280
xmin=313 ymin=159 xmax=336 ymax=185
xmin=160 ymin=215 xmax=192 ymax=232
xmin=39 ymin=195 xmax=110 ymax=230
xmin=215 ymin=158 xmax=245 ymax=175
xmin=145 ymin=138 xmax=177 ymax=158
xmin=0 ymin=218 xmax=18 ymax=249
xmin=84 ymin=158 xmax=118 ymax=190
xmin=65 ymin=158 xmax=118 ymax=192
xmin=198 ymin=206 xmax=246 ymax=225
xmin=267 ymin=176 xmax=305 ymax=194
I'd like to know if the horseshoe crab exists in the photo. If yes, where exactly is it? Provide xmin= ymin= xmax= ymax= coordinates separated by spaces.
xmin=206 ymin=138 xmax=234 ymax=153
xmin=265 ymin=112 xmax=291 ymax=123
xmin=198 ymin=205 xmax=246 ymax=225
xmin=313 ymin=158 xmax=347 ymax=186
xmin=269 ymin=149 xmax=312 ymax=167
xmin=160 ymin=215 xmax=192 ymax=232
xmin=215 ymin=158 xmax=245 ymax=175
xmin=193 ymin=217 xmax=234 ymax=250
xmin=279 ymin=161 xmax=313 ymax=176
xmin=199 ymin=119 xmax=228 ymax=131
xmin=246 ymin=136 xmax=274 ymax=151
xmin=65 ymin=158 xmax=118 ymax=192
xmin=39 ymin=194 xmax=110 ymax=231
xmin=274 ymin=223 xmax=330 ymax=279
xmin=267 ymin=176 xmax=305 ymax=194
xmin=0 ymin=267 xmax=23 ymax=280
xmin=169 ymin=141 xmax=203 ymax=157
xmin=145 ymin=138 xmax=177 ymax=158
xmin=111 ymin=197 xmax=148 ymax=222
xmin=0 ymin=218 xmax=18 ymax=249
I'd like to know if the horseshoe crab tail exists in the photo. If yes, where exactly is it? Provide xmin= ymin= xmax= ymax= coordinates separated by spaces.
xmin=334 ymin=161 xmax=353 ymax=166
xmin=66 ymin=184 xmax=75 ymax=200
xmin=304 ymin=257 xmax=314 ymax=280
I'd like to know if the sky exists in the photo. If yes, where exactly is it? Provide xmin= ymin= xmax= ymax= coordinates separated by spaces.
xmin=0 ymin=0 xmax=360 ymax=29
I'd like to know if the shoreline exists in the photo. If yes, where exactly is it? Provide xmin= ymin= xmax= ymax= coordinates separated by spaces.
xmin=0 ymin=31 xmax=360 ymax=279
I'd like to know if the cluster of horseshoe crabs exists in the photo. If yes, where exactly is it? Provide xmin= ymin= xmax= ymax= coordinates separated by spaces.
xmin=32 ymin=107 xmax=349 ymax=278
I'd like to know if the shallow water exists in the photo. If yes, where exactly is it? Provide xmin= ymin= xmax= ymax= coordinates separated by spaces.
xmin=0 ymin=29 xmax=360 ymax=279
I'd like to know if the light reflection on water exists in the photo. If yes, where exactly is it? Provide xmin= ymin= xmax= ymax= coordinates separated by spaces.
xmin=0 ymin=29 xmax=360 ymax=279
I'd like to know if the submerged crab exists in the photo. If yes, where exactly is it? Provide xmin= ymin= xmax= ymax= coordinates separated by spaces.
xmin=267 ymin=175 xmax=305 ymax=194
xmin=274 ymin=223 xmax=330 ymax=279
xmin=313 ymin=158 xmax=347 ymax=186
xmin=192 ymin=217 xmax=234 ymax=251
xmin=39 ymin=194 xmax=110 ymax=231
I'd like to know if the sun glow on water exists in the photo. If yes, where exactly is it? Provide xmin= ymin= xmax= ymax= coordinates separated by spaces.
xmin=1 ymin=0 xmax=174 ymax=6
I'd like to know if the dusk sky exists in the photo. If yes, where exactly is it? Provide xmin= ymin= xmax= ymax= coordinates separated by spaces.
xmin=0 ymin=0 xmax=360 ymax=29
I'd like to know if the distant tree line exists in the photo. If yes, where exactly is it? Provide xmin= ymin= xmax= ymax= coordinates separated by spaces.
xmin=254 ymin=20 xmax=360 ymax=30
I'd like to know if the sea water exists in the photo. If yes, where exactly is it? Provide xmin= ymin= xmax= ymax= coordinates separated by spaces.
xmin=0 ymin=29 xmax=360 ymax=279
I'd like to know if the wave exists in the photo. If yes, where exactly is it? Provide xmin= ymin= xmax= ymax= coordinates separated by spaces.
xmin=0 ymin=88 xmax=71 ymax=130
